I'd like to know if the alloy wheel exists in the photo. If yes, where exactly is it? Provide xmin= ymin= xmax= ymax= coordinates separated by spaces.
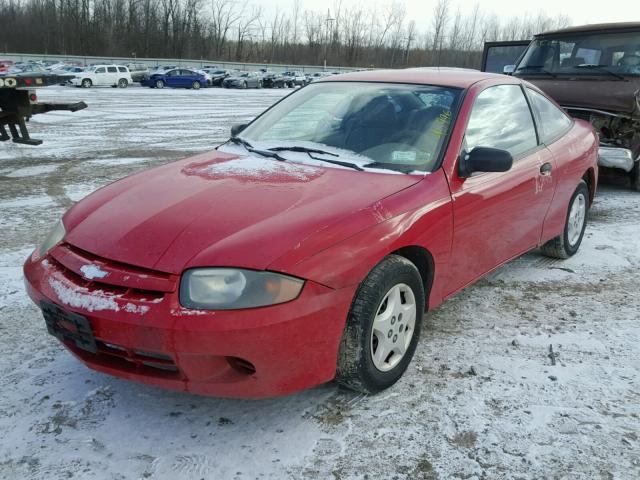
xmin=567 ymin=192 xmax=586 ymax=246
xmin=370 ymin=283 xmax=417 ymax=372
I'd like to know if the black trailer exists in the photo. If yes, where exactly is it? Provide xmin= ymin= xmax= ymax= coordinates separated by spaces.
xmin=0 ymin=73 xmax=86 ymax=145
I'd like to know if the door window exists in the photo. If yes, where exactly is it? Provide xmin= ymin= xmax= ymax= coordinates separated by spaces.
xmin=526 ymin=88 xmax=572 ymax=144
xmin=107 ymin=66 xmax=117 ymax=73
xmin=464 ymin=84 xmax=538 ymax=158
xmin=95 ymin=67 xmax=106 ymax=74
xmin=118 ymin=66 xmax=127 ymax=73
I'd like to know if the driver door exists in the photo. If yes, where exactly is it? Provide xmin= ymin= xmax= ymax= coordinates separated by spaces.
xmin=445 ymin=83 xmax=555 ymax=296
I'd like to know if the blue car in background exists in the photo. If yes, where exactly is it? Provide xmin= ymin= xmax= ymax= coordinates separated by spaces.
xmin=142 ymin=68 xmax=207 ymax=89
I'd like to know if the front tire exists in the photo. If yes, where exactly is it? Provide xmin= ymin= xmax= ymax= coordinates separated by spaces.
xmin=192 ymin=81 xmax=201 ymax=90
xmin=155 ymin=80 xmax=165 ymax=89
xmin=631 ymin=162 xmax=640 ymax=192
xmin=336 ymin=255 xmax=424 ymax=394
xmin=541 ymin=180 xmax=589 ymax=259
xmin=118 ymin=78 xmax=128 ymax=88
xmin=81 ymin=79 xmax=92 ymax=88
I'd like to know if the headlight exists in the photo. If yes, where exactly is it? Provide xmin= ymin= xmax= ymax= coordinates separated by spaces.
xmin=39 ymin=220 xmax=66 ymax=257
xmin=180 ymin=268 xmax=304 ymax=310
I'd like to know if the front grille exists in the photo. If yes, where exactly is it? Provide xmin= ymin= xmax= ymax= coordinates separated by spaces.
xmin=47 ymin=243 xmax=177 ymax=302
xmin=81 ymin=339 xmax=181 ymax=378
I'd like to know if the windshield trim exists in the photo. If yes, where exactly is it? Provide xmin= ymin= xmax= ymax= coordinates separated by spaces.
xmin=223 ymin=80 xmax=465 ymax=175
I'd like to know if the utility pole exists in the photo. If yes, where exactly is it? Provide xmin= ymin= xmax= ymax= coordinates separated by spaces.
xmin=323 ymin=9 xmax=335 ymax=71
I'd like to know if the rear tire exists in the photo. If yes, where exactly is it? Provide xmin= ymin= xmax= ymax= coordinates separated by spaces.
xmin=541 ymin=180 xmax=589 ymax=259
xmin=336 ymin=255 xmax=424 ymax=394
xmin=631 ymin=162 xmax=640 ymax=192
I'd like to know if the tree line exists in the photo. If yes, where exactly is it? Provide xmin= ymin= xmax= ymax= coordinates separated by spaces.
xmin=0 ymin=0 xmax=570 ymax=69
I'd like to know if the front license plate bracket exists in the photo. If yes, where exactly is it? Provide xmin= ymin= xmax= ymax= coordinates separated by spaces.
xmin=41 ymin=300 xmax=97 ymax=353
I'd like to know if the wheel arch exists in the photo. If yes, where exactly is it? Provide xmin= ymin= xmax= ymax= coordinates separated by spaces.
xmin=389 ymin=246 xmax=435 ymax=312
xmin=582 ymin=167 xmax=596 ymax=206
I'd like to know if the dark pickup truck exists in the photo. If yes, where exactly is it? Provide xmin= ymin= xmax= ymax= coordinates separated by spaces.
xmin=0 ymin=73 xmax=86 ymax=145
xmin=482 ymin=22 xmax=640 ymax=190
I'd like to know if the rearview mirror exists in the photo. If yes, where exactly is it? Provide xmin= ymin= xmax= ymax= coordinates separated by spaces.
xmin=230 ymin=123 xmax=247 ymax=137
xmin=459 ymin=147 xmax=513 ymax=178
xmin=503 ymin=64 xmax=516 ymax=75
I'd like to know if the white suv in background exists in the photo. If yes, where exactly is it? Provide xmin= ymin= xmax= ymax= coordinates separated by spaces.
xmin=70 ymin=65 xmax=133 ymax=88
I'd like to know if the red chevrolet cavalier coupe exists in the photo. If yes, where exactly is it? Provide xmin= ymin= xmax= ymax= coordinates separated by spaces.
xmin=24 ymin=69 xmax=598 ymax=398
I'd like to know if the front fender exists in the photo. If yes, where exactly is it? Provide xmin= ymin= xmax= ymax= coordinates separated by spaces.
xmin=270 ymin=170 xmax=454 ymax=309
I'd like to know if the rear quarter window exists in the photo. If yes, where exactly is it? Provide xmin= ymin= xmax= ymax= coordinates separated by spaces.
xmin=527 ymin=88 xmax=572 ymax=144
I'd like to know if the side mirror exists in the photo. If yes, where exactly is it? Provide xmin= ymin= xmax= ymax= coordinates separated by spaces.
xmin=503 ymin=64 xmax=516 ymax=75
xmin=230 ymin=123 xmax=247 ymax=137
xmin=459 ymin=147 xmax=513 ymax=178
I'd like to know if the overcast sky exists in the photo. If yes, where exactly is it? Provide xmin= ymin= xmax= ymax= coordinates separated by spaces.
xmin=262 ymin=0 xmax=638 ymax=27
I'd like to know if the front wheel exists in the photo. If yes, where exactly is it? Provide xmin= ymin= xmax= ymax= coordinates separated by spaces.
xmin=336 ymin=255 xmax=424 ymax=394
xmin=541 ymin=180 xmax=589 ymax=259
xmin=192 ymin=81 xmax=201 ymax=90
xmin=118 ymin=78 xmax=128 ymax=88
xmin=155 ymin=80 xmax=165 ymax=89
xmin=81 ymin=79 xmax=92 ymax=88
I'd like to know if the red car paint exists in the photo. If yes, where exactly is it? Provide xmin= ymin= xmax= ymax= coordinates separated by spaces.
xmin=23 ymin=69 xmax=598 ymax=398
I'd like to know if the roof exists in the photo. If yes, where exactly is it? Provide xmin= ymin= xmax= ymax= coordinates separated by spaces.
xmin=321 ymin=67 xmax=506 ymax=89
xmin=538 ymin=22 xmax=640 ymax=37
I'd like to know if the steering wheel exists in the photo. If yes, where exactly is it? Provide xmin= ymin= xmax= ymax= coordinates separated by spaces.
xmin=617 ymin=54 xmax=640 ymax=67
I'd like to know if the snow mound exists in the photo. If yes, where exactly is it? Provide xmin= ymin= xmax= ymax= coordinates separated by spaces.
xmin=48 ymin=278 xmax=119 ymax=312
xmin=80 ymin=264 xmax=109 ymax=280
xmin=182 ymin=157 xmax=323 ymax=182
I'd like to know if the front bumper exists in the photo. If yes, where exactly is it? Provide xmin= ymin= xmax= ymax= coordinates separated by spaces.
xmin=24 ymin=251 xmax=355 ymax=398
xmin=598 ymin=146 xmax=636 ymax=172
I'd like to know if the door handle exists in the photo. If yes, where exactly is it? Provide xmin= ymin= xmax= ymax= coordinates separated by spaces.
xmin=540 ymin=162 xmax=553 ymax=175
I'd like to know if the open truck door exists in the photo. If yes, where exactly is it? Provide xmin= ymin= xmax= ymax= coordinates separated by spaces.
xmin=481 ymin=40 xmax=531 ymax=74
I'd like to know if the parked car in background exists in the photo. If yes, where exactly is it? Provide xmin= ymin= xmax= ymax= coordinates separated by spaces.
xmin=24 ymin=69 xmax=598 ymax=398
xmin=308 ymin=72 xmax=332 ymax=83
xmin=70 ymin=65 xmax=133 ymax=88
xmin=261 ymin=71 xmax=290 ymax=88
xmin=126 ymin=63 xmax=150 ymax=83
xmin=282 ymin=70 xmax=307 ymax=86
xmin=202 ymin=68 xmax=229 ymax=87
xmin=195 ymin=69 xmax=213 ymax=87
xmin=53 ymin=66 xmax=86 ymax=85
xmin=222 ymin=71 xmax=262 ymax=89
xmin=141 ymin=68 xmax=207 ymax=89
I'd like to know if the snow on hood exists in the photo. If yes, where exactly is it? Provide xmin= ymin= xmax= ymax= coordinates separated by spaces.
xmin=182 ymin=156 xmax=323 ymax=182
xmin=62 ymin=150 xmax=422 ymax=274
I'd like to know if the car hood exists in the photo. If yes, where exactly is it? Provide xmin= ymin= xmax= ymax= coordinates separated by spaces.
xmin=520 ymin=77 xmax=640 ymax=114
xmin=62 ymin=151 xmax=421 ymax=274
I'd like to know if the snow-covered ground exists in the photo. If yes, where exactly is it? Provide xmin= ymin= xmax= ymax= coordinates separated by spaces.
xmin=1 ymin=86 xmax=639 ymax=480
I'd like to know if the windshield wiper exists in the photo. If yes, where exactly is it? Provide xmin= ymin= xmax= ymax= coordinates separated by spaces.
xmin=306 ymin=153 xmax=364 ymax=171
xmin=362 ymin=162 xmax=416 ymax=174
xmin=227 ymin=136 xmax=287 ymax=161
xmin=515 ymin=65 xmax=556 ymax=77
xmin=574 ymin=64 xmax=626 ymax=81
xmin=268 ymin=145 xmax=339 ymax=157
xmin=267 ymin=144 xmax=363 ymax=171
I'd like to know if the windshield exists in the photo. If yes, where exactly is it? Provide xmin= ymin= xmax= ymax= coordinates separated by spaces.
xmin=516 ymin=31 xmax=640 ymax=76
xmin=237 ymin=82 xmax=460 ymax=173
